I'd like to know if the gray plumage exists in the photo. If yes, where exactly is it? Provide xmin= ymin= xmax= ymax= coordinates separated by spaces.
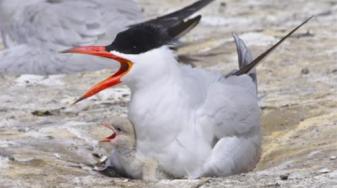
xmin=0 ymin=0 xmax=142 ymax=75
xmin=101 ymin=118 xmax=170 ymax=180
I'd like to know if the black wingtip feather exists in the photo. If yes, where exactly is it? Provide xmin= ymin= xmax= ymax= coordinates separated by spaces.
xmin=168 ymin=15 xmax=202 ymax=40
xmin=156 ymin=0 xmax=214 ymax=22
xmin=130 ymin=0 xmax=214 ymax=28
xmin=234 ymin=16 xmax=314 ymax=76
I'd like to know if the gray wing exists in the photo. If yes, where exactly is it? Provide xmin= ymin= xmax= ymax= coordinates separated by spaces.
xmin=0 ymin=0 xmax=142 ymax=75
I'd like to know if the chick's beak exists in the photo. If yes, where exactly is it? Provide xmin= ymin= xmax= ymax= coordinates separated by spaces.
xmin=100 ymin=132 xmax=117 ymax=143
xmin=62 ymin=46 xmax=133 ymax=104
xmin=100 ymin=123 xmax=117 ymax=143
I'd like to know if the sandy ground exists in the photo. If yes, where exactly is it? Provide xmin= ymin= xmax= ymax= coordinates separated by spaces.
xmin=1 ymin=0 xmax=337 ymax=187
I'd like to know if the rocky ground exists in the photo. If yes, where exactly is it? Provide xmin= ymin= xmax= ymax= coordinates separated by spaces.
xmin=1 ymin=0 xmax=337 ymax=187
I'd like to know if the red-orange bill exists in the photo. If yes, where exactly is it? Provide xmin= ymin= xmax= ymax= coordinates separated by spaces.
xmin=62 ymin=46 xmax=133 ymax=104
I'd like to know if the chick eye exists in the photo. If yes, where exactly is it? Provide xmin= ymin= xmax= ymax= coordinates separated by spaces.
xmin=116 ymin=127 xmax=122 ymax=132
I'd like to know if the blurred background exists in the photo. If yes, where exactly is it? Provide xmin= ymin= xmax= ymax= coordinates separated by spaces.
xmin=0 ymin=0 xmax=337 ymax=187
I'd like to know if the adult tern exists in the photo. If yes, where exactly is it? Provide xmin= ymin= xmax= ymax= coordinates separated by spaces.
xmin=64 ymin=0 xmax=312 ymax=178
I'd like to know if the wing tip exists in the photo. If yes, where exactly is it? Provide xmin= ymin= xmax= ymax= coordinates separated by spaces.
xmin=168 ymin=15 xmax=202 ymax=40
xmin=235 ymin=16 xmax=313 ymax=76
xmin=226 ymin=16 xmax=314 ymax=79
xmin=129 ymin=0 xmax=214 ymax=28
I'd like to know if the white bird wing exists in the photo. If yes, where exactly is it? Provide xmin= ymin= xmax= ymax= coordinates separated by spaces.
xmin=190 ymin=135 xmax=261 ymax=178
xmin=206 ymin=17 xmax=314 ymax=137
xmin=196 ymin=75 xmax=260 ymax=141
xmin=192 ymin=54 xmax=260 ymax=178
xmin=192 ymin=18 xmax=313 ymax=178
xmin=0 ymin=0 xmax=142 ymax=75
xmin=195 ymin=35 xmax=259 ymax=142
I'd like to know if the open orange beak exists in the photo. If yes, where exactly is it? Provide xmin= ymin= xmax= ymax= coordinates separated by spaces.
xmin=62 ymin=46 xmax=133 ymax=104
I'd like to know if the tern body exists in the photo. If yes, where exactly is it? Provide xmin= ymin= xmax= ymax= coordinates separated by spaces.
xmin=63 ymin=0 xmax=311 ymax=178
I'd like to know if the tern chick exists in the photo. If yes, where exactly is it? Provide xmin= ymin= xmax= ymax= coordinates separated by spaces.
xmin=99 ymin=117 xmax=169 ymax=181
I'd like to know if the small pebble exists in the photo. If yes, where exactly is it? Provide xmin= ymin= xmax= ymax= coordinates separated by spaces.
xmin=54 ymin=153 xmax=61 ymax=159
xmin=318 ymin=168 xmax=330 ymax=174
xmin=331 ymin=69 xmax=337 ymax=74
xmin=301 ymin=68 xmax=310 ymax=75
xmin=17 ymin=128 xmax=29 ymax=133
xmin=31 ymin=110 xmax=53 ymax=116
xmin=92 ymin=153 xmax=102 ymax=159
xmin=280 ymin=174 xmax=289 ymax=180
xmin=330 ymin=156 xmax=336 ymax=160
xmin=122 ymin=179 xmax=129 ymax=183
xmin=46 ymin=135 xmax=54 ymax=140
xmin=8 ymin=156 xmax=15 ymax=161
